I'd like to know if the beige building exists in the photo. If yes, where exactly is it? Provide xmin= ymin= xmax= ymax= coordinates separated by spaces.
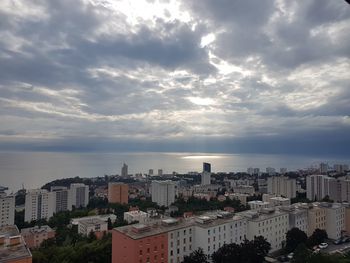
xmin=307 ymin=204 xmax=326 ymax=236
xmin=344 ymin=204 xmax=350 ymax=235
xmin=21 ymin=225 xmax=55 ymax=248
xmin=108 ymin=182 xmax=129 ymax=204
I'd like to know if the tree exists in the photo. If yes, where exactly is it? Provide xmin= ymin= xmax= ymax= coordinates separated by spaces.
xmin=212 ymin=236 xmax=270 ymax=263
xmin=107 ymin=217 xmax=113 ymax=230
xmin=291 ymin=243 xmax=312 ymax=263
xmin=285 ymin=228 xmax=308 ymax=253
xmin=242 ymin=236 xmax=271 ymax=263
xmin=307 ymin=229 xmax=328 ymax=247
xmin=212 ymin=243 xmax=241 ymax=263
xmin=182 ymin=248 xmax=209 ymax=263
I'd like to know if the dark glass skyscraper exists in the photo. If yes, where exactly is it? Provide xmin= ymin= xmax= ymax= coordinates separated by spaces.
xmin=203 ymin=162 xmax=211 ymax=173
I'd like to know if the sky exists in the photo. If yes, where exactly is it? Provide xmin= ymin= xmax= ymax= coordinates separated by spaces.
xmin=0 ymin=0 xmax=349 ymax=155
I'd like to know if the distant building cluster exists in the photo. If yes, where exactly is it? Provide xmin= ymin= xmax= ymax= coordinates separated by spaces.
xmin=24 ymin=183 xmax=89 ymax=222
xmin=1 ymin=160 xmax=350 ymax=263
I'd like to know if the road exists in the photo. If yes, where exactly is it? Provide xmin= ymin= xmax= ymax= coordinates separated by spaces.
xmin=322 ymin=241 xmax=350 ymax=254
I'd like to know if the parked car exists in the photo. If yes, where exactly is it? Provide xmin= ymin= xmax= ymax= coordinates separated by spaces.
xmin=342 ymin=236 xmax=350 ymax=243
xmin=319 ymin=242 xmax=328 ymax=249
xmin=333 ymin=239 xmax=343 ymax=245
xmin=287 ymin=252 xmax=294 ymax=260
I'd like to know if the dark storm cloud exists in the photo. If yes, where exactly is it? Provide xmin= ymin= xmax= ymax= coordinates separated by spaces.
xmin=0 ymin=0 xmax=349 ymax=156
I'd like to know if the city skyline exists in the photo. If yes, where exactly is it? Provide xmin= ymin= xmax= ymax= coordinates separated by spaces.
xmin=0 ymin=1 xmax=349 ymax=156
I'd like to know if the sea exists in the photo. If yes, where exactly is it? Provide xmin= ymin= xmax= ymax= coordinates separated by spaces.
xmin=0 ymin=151 xmax=349 ymax=192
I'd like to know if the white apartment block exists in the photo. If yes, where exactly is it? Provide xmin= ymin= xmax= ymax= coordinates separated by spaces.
xmin=269 ymin=197 xmax=291 ymax=207
xmin=151 ymin=180 xmax=176 ymax=207
xmin=124 ymin=210 xmax=149 ymax=224
xmin=69 ymin=183 xmax=89 ymax=208
xmin=25 ymin=189 xmax=54 ymax=222
xmin=78 ymin=218 xmax=108 ymax=236
xmin=248 ymin=201 xmax=271 ymax=210
xmin=267 ymin=176 xmax=296 ymax=198
xmin=244 ymin=209 xmax=289 ymax=252
xmin=193 ymin=213 xmax=247 ymax=256
xmin=280 ymin=204 xmax=308 ymax=234
xmin=306 ymin=174 xmax=331 ymax=201
xmin=51 ymin=186 xmax=71 ymax=213
xmin=322 ymin=203 xmax=345 ymax=240
xmin=0 ymin=192 xmax=15 ymax=227
xmin=201 ymin=171 xmax=211 ymax=185
xmin=168 ymin=220 xmax=194 ymax=263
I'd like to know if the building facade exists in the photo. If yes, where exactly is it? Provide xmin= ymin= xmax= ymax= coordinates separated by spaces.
xmin=108 ymin=183 xmax=129 ymax=204
xmin=0 ymin=191 xmax=15 ymax=227
xmin=21 ymin=225 xmax=55 ymax=248
xmin=69 ymin=183 xmax=89 ymax=209
xmin=151 ymin=181 xmax=176 ymax=207
xmin=78 ymin=218 xmax=108 ymax=237
xmin=0 ymin=225 xmax=32 ymax=263
xmin=267 ymin=176 xmax=296 ymax=198
xmin=24 ymin=189 xmax=54 ymax=222
xmin=245 ymin=209 xmax=289 ymax=252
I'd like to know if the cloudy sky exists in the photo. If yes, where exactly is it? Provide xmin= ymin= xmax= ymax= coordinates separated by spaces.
xmin=0 ymin=0 xmax=349 ymax=155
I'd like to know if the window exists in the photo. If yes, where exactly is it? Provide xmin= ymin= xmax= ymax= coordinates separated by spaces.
xmin=139 ymin=250 xmax=143 ymax=255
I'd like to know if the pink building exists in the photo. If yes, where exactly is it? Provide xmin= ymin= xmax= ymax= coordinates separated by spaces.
xmin=21 ymin=225 xmax=55 ymax=249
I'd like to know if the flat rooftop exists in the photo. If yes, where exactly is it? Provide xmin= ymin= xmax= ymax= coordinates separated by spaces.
xmin=0 ymin=225 xmax=32 ymax=263
xmin=21 ymin=225 xmax=54 ymax=235
xmin=114 ymin=212 xmax=246 ymax=239
xmin=79 ymin=218 xmax=107 ymax=227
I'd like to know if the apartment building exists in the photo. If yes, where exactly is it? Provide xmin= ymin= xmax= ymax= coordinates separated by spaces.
xmin=21 ymin=225 xmax=55 ymax=248
xmin=0 ymin=225 xmax=32 ymax=263
xmin=267 ymin=176 xmax=296 ymax=198
xmin=280 ymin=204 xmax=308 ymax=234
xmin=151 ymin=181 xmax=176 ymax=207
xmin=248 ymin=201 xmax=270 ymax=211
xmin=321 ymin=202 xmax=345 ymax=240
xmin=307 ymin=204 xmax=326 ymax=236
xmin=245 ymin=209 xmax=289 ymax=252
xmin=51 ymin=186 xmax=70 ymax=213
xmin=71 ymin=214 xmax=117 ymax=226
xmin=108 ymin=182 xmax=129 ymax=204
xmin=24 ymin=189 xmax=54 ymax=222
xmin=0 ymin=190 xmax=15 ymax=227
xmin=78 ymin=218 xmax=108 ymax=237
xmin=69 ymin=183 xmax=89 ymax=208
xmin=124 ymin=210 xmax=149 ymax=224
xmin=193 ymin=213 xmax=247 ymax=256
xmin=112 ymin=211 xmax=248 ymax=263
